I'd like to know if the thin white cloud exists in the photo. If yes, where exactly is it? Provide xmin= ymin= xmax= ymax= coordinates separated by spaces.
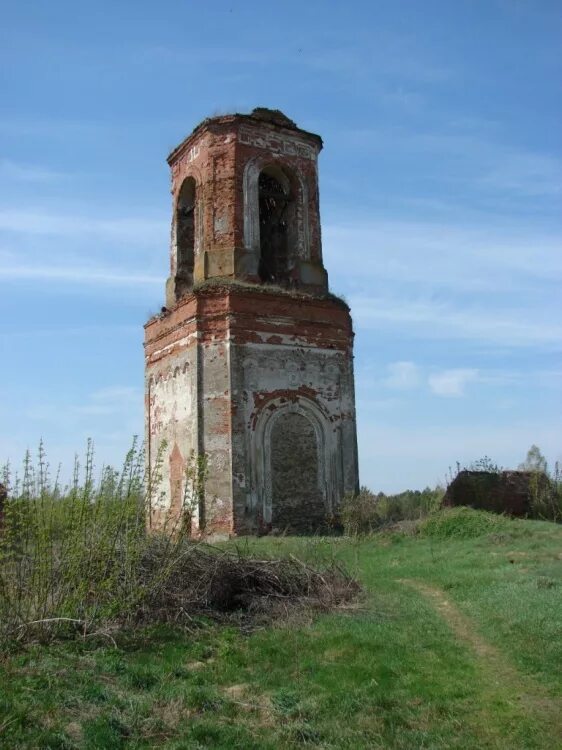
xmin=322 ymin=216 xmax=562 ymax=350
xmin=0 ymin=263 xmax=160 ymax=286
xmin=428 ymin=368 xmax=479 ymax=397
xmin=358 ymin=397 xmax=403 ymax=411
xmin=343 ymin=126 xmax=562 ymax=199
xmin=146 ymin=45 xmax=277 ymax=67
xmin=25 ymin=386 xmax=142 ymax=422
xmin=0 ymin=324 xmax=138 ymax=341
xmin=0 ymin=209 xmax=167 ymax=244
xmin=478 ymin=151 xmax=562 ymax=197
xmin=91 ymin=386 xmax=141 ymax=403
xmin=72 ymin=404 xmax=117 ymax=416
xmin=351 ymin=294 xmax=562 ymax=348
xmin=147 ymin=32 xmax=454 ymax=85
xmin=73 ymin=387 xmax=142 ymax=415
xmin=0 ymin=159 xmax=68 ymax=183
xmin=324 ymin=220 xmax=562 ymax=288
xmin=384 ymin=361 xmax=421 ymax=390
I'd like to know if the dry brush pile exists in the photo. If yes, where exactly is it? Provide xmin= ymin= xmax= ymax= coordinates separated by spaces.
xmin=136 ymin=541 xmax=359 ymax=623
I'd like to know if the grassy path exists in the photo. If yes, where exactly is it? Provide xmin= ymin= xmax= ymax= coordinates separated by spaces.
xmin=400 ymin=577 xmax=562 ymax=743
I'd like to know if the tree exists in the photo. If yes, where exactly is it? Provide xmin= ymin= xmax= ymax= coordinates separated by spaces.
xmin=518 ymin=445 xmax=547 ymax=473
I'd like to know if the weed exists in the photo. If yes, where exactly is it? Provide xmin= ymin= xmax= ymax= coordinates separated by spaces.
xmin=272 ymin=687 xmax=300 ymax=715
xmin=82 ymin=715 xmax=130 ymax=749
xmin=124 ymin=666 xmax=160 ymax=690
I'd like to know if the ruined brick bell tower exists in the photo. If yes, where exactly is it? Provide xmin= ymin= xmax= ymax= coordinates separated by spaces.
xmin=145 ymin=108 xmax=358 ymax=535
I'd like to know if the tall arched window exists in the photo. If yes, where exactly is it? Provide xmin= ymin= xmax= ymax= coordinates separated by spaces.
xmin=258 ymin=167 xmax=291 ymax=283
xmin=176 ymin=177 xmax=196 ymax=286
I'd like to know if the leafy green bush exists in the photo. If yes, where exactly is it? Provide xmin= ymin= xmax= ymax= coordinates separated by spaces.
xmin=340 ymin=485 xmax=444 ymax=535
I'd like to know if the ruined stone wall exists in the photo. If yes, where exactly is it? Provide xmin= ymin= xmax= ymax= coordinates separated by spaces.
xmin=198 ymin=336 xmax=233 ymax=534
xmin=145 ymin=286 xmax=358 ymax=537
xmin=145 ymin=297 xmax=199 ymax=531
xmin=227 ymin=289 xmax=358 ymax=535
xmin=145 ymin=294 xmax=236 ymax=534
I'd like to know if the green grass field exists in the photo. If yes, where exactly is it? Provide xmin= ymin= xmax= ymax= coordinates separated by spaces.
xmin=1 ymin=509 xmax=561 ymax=749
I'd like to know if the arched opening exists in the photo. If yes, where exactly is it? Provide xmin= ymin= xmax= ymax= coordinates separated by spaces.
xmin=258 ymin=166 xmax=292 ymax=283
xmin=270 ymin=411 xmax=326 ymax=532
xmin=176 ymin=177 xmax=196 ymax=288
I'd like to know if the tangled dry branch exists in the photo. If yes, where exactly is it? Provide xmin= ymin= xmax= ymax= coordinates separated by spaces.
xmin=135 ymin=541 xmax=360 ymax=624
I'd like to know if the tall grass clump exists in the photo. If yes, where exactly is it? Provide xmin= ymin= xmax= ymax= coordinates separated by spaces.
xmin=0 ymin=439 xmax=183 ymax=642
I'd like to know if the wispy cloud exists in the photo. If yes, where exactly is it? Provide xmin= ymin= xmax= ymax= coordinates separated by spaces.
xmin=147 ymin=31 xmax=454 ymax=86
xmin=323 ymin=216 xmax=562 ymax=350
xmin=428 ymin=368 xmax=479 ymax=397
xmin=351 ymin=293 xmax=562 ymax=348
xmin=145 ymin=45 xmax=276 ymax=67
xmin=91 ymin=386 xmax=141 ymax=404
xmin=478 ymin=151 xmax=562 ymax=197
xmin=25 ymin=386 xmax=143 ymax=421
xmin=0 ymin=209 xmax=167 ymax=244
xmin=343 ymin=125 xmax=562 ymax=200
xmin=383 ymin=361 xmax=421 ymax=390
xmin=0 ymin=263 xmax=160 ymax=286
xmin=0 ymin=159 xmax=68 ymax=183
xmin=0 ymin=117 xmax=115 ymax=139
xmin=324 ymin=220 xmax=562 ymax=290
xmin=74 ymin=387 xmax=142 ymax=415
xmin=357 ymin=361 xmax=558 ymax=400
xmin=0 ymin=324 xmax=138 ymax=341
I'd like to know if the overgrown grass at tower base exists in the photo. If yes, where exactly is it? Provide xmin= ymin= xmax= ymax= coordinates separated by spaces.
xmin=0 ymin=441 xmax=357 ymax=643
xmin=1 ymin=439 xmax=560 ymax=646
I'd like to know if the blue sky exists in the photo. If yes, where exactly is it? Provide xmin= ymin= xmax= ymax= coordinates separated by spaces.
xmin=1 ymin=0 xmax=560 ymax=491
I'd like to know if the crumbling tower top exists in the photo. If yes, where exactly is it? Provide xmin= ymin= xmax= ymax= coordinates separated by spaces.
xmin=165 ymin=108 xmax=328 ymax=307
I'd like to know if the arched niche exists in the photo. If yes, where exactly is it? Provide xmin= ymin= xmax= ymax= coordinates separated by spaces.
xmin=173 ymin=176 xmax=201 ymax=294
xmin=251 ymin=397 xmax=341 ymax=530
xmin=258 ymin=165 xmax=293 ymax=282
xmin=243 ymin=158 xmax=310 ymax=283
